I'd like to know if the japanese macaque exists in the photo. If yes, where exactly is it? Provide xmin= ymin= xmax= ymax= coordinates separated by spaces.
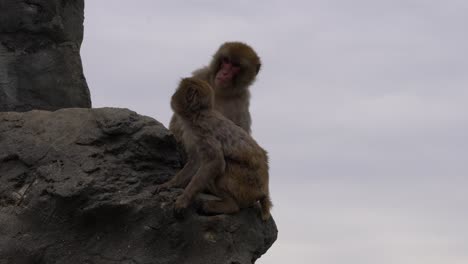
xmin=157 ymin=78 xmax=271 ymax=220
xmin=169 ymin=42 xmax=261 ymax=143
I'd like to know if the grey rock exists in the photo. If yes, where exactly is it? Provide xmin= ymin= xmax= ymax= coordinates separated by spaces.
xmin=0 ymin=0 xmax=91 ymax=112
xmin=0 ymin=108 xmax=277 ymax=264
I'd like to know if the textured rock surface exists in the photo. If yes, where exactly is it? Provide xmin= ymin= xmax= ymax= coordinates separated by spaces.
xmin=0 ymin=0 xmax=91 ymax=112
xmin=0 ymin=108 xmax=277 ymax=264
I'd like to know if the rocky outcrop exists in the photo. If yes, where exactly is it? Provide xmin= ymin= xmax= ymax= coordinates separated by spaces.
xmin=0 ymin=108 xmax=277 ymax=264
xmin=0 ymin=0 xmax=91 ymax=112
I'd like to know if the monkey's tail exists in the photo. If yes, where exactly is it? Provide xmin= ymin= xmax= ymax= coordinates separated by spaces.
xmin=260 ymin=195 xmax=272 ymax=221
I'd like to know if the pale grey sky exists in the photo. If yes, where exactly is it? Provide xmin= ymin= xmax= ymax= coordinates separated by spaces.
xmin=81 ymin=1 xmax=468 ymax=263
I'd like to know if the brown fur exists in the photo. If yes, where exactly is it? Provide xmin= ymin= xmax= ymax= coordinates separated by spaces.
xmin=169 ymin=42 xmax=261 ymax=142
xmin=158 ymin=78 xmax=271 ymax=220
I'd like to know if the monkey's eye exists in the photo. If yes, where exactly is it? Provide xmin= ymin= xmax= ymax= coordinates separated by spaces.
xmin=232 ymin=62 xmax=241 ymax=67
xmin=222 ymin=57 xmax=230 ymax=64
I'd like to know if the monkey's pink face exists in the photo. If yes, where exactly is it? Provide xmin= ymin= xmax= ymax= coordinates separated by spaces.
xmin=214 ymin=58 xmax=241 ymax=87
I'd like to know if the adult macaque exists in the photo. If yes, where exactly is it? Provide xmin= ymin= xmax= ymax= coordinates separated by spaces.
xmin=158 ymin=78 xmax=271 ymax=220
xmin=169 ymin=42 xmax=261 ymax=142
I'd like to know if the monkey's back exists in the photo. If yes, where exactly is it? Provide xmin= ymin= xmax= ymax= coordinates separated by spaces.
xmin=209 ymin=112 xmax=266 ymax=161
xmin=208 ymin=112 xmax=269 ymax=206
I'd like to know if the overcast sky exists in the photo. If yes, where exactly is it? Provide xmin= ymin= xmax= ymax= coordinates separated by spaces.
xmin=81 ymin=1 xmax=468 ymax=263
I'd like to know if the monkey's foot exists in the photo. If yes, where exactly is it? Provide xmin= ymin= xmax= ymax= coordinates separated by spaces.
xmin=174 ymin=193 xmax=192 ymax=218
xmin=201 ymin=197 xmax=239 ymax=216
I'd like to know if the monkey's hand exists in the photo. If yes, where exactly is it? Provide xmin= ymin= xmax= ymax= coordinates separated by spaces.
xmin=153 ymin=182 xmax=173 ymax=194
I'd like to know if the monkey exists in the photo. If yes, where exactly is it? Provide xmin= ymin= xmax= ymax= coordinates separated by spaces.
xmin=157 ymin=78 xmax=271 ymax=220
xmin=169 ymin=42 xmax=261 ymax=144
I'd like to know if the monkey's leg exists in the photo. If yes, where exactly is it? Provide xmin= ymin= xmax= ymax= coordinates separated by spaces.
xmin=201 ymin=193 xmax=240 ymax=215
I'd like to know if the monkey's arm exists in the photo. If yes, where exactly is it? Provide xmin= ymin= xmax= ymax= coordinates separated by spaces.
xmin=238 ymin=112 xmax=252 ymax=134
xmin=174 ymin=144 xmax=225 ymax=209
xmin=170 ymin=157 xmax=199 ymax=188
xmin=154 ymin=157 xmax=198 ymax=192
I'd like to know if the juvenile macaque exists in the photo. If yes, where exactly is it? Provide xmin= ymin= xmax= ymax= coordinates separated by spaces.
xmin=169 ymin=42 xmax=261 ymax=142
xmin=158 ymin=78 xmax=271 ymax=220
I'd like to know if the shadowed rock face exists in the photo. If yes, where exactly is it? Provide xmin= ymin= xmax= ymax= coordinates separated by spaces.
xmin=0 ymin=108 xmax=277 ymax=264
xmin=0 ymin=0 xmax=91 ymax=112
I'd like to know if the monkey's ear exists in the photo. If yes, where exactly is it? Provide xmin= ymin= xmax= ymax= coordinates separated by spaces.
xmin=256 ymin=63 xmax=261 ymax=75
xmin=185 ymin=86 xmax=198 ymax=103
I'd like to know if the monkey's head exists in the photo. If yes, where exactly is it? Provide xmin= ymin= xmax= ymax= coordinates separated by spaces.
xmin=210 ymin=42 xmax=261 ymax=93
xmin=171 ymin=78 xmax=214 ymax=116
